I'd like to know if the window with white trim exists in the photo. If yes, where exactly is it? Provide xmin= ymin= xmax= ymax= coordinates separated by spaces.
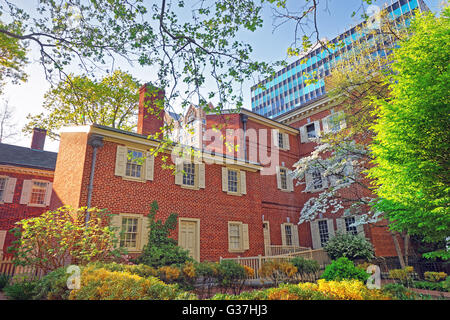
xmin=278 ymin=132 xmax=284 ymax=149
xmin=311 ymin=169 xmax=324 ymax=190
xmin=306 ymin=123 xmax=316 ymax=139
xmin=345 ymin=216 xmax=358 ymax=236
xmin=284 ymin=224 xmax=293 ymax=246
xmin=120 ymin=217 xmax=139 ymax=249
xmin=29 ymin=181 xmax=48 ymax=205
xmin=182 ymin=163 xmax=196 ymax=186
xmin=125 ymin=150 xmax=144 ymax=179
xmin=280 ymin=168 xmax=288 ymax=190
xmin=229 ymin=223 xmax=241 ymax=251
xmin=227 ymin=169 xmax=238 ymax=193
xmin=318 ymin=220 xmax=330 ymax=247
xmin=0 ymin=177 xmax=6 ymax=201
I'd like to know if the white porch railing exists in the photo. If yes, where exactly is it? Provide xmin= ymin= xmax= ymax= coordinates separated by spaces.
xmin=220 ymin=248 xmax=331 ymax=280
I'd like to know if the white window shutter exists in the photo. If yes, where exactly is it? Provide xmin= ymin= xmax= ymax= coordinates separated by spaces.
xmin=327 ymin=219 xmax=336 ymax=239
xmin=336 ymin=218 xmax=345 ymax=234
xmin=222 ymin=167 xmax=228 ymax=192
xmin=145 ymin=152 xmax=155 ymax=181
xmin=272 ymin=129 xmax=279 ymax=148
xmin=242 ymin=224 xmax=249 ymax=250
xmin=356 ymin=216 xmax=365 ymax=238
xmin=44 ymin=182 xmax=53 ymax=206
xmin=293 ymin=225 xmax=300 ymax=247
xmin=314 ymin=121 xmax=321 ymax=137
xmin=280 ymin=224 xmax=286 ymax=246
xmin=287 ymin=170 xmax=294 ymax=192
xmin=3 ymin=177 xmax=16 ymax=203
xmin=240 ymin=170 xmax=246 ymax=195
xmin=110 ymin=214 xmax=123 ymax=249
xmin=322 ymin=116 xmax=331 ymax=134
xmin=283 ymin=133 xmax=290 ymax=150
xmin=227 ymin=222 xmax=232 ymax=252
xmin=322 ymin=171 xmax=329 ymax=189
xmin=276 ymin=166 xmax=282 ymax=190
xmin=300 ymin=126 xmax=308 ymax=143
xmin=310 ymin=221 xmax=321 ymax=249
xmin=175 ymin=158 xmax=183 ymax=185
xmin=0 ymin=230 xmax=6 ymax=260
xmin=198 ymin=163 xmax=206 ymax=189
xmin=115 ymin=145 xmax=128 ymax=177
xmin=140 ymin=216 xmax=150 ymax=250
xmin=304 ymin=172 xmax=312 ymax=192
xmin=20 ymin=180 xmax=32 ymax=205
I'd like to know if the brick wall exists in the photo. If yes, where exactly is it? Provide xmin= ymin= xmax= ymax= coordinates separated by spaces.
xmin=0 ymin=169 xmax=53 ymax=256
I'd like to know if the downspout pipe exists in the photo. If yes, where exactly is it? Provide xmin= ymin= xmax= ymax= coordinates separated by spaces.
xmin=240 ymin=114 xmax=249 ymax=162
xmin=86 ymin=134 xmax=104 ymax=225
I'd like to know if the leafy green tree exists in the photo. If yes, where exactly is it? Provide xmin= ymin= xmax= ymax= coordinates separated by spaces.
xmin=24 ymin=70 xmax=140 ymax=140
xmin=134 ymin=201 xmax=192 ymax=268
xmin=368 ymin=8 xmax=450 ymax=260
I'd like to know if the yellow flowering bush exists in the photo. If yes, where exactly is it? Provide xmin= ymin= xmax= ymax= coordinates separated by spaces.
xmin=212 ymin=280 xmax=390 ymax=300
xmin=259 ymin=261 xmax=298 ymax=285
xmin=424 ymin=272 xmax=447 ymax=283
xmin=69 ymin=266 xmax=197 ymax=300
xmin=182 ymin=262 xmax=196 ymax=279
xmin=157 ymin=266 xmax=181 ymax=285
xmin=298 ymin=279 xmax=390 ymax=300
xmin=389 ymin=266 xmax=414 ymax=285
xmin=243 ymin=265 xmax=255 ymax=278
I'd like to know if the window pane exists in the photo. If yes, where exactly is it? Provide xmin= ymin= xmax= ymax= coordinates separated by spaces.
xmin=312 ymin=169 xmax=323 ymax=190
xmin=120 ymin=218 xmax=139 ymax=248
xmin=318 ymin=220 xmax=329 ymax=247
xmin=126 ymin=150 xmax=143 ymax=178
xmin=0 ymin=178 xmax=6 ymax=200
xmin=229 ymin=224 xmax=241 ymax=249
xmin=280 ymin=169 xmax=288 ymax=190
xmin=228 ymin=170 xmax=238 ymax=193
xmin=285 ymin=225 xmax=293 ymax=246
xmin=306 ymin=124 xmax=316 ymax=138
xmin=345 ymin=217 xmax=358 ymax=235
xmin=183 ymin=163 xmax=195 ymax=186
xmin=30 ymin=181 xmax=47 ymax=205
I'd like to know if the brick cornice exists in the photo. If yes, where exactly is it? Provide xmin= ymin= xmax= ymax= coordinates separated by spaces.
xmin=0 ymin=165 xmax=54 ymax=177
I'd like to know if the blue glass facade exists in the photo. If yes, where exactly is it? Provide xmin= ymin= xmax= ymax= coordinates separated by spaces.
xmin=251 ymin=0 xmax=429 ymax=119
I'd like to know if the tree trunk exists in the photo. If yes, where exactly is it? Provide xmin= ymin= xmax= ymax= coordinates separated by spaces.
xmin=403 ymin=231 xmax=410 ymax=266
xmin=390 ymin=231 xmax=406 ymax=269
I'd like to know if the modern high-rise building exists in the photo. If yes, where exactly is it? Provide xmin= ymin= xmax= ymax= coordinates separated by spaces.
xmin=250 ymin=0 xmax=429 ymax=119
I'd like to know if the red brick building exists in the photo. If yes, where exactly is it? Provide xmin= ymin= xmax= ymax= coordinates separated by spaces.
xmin=0 ymin=129 xmax=57 ymax=259
xmin=45 ymin=84 xmax=402 ymax=262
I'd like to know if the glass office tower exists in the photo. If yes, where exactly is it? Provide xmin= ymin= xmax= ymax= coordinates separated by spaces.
xmin=251 ymin=0 xmax=429 ymax=119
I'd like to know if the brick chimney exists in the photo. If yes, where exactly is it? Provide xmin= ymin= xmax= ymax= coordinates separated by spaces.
xmin=138 ymin=83 xmax=165 ymax=138
xmin=31 ymin=128 xmax=47 ymax=151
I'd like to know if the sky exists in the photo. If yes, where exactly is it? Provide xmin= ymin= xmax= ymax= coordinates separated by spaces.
xmin=0 ymin=0 xmax=443 ymax=153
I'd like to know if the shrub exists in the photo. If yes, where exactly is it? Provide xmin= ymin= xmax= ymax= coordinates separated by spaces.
xmin=388 ymin=266 xmax=414 ymax=286
xmin=3 ymin=275 xmax=39 ymax=300
xmin=90 ymin=262 xmax=158 ymax=278
xmin=442 ymin=276 xmax=450 ymax=292
xmin=290 ymin=257 xmax=319 ymax=282
xmin=424 ymin=271 xmax=447 ymax=283
xmin=216 ymin=260 xmax=247 ymax=295
xmin=158 ymin=265 xmax=181 ymax=283
xmin=412 ymin=281 xmax=444 ymax=292
xmin=324 ymin=233 xmax=375 ymax=261
xmin=8 ymin=206 xmax=121 ymax=273
xmin=32 ymin=267 xmax=72 ymax=300
xmin=259 ymin=260 xmax=298 ymax=286
xmin=0 ymin=273 xmax=11 ymax=290
xmin=133 ymin=201 xmax=192 ymax=269
xmin=382 ymin=283 xmax=417 ymax=300
xmin=321 ymin=257 xmax=370 ymax=282
xmin=298 ymin=279 xmax=389 ymax=300
xmin=211 ymin=280 xmax=390 ymax=300
xmin=68 ymin=265 xmax=197 ymax=300
xmin=195 ymin=261 xmax=220 ymax=299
